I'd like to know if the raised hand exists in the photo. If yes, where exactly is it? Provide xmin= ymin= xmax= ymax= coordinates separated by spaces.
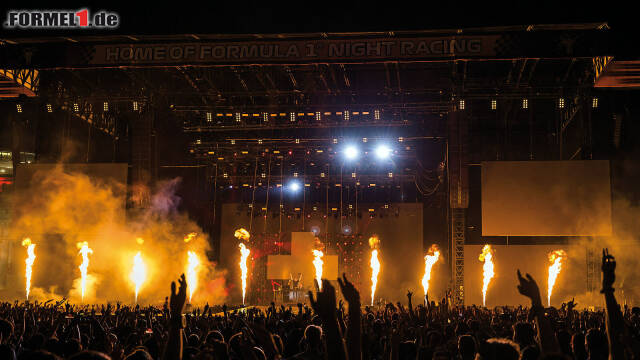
xmin=308 ymin=279 xmax=338 ymax=320
xmin=169 ymin=274 xmax=187 ymax=319
xmin=517 ymin=270 xmax=542 ymax=306
xmin=337 ymin=273 xmax=360 ymax=305
xmin=407 ymin=290 xmax=413 ymax=300
xmin=602 ymin=248 xmax=616 ymax=291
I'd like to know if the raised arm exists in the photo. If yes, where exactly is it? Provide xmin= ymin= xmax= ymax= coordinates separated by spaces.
xmin=163 ymin=274 xmax=187 ymax=360
xmin=516 ymin=270 xmax=560 ymax=355
xmin=309 ymin=279 xmax=349 ymax=360
xmin=338 ymin=273 xmax=362 ymax=360
xmin=601 ymin=249 xmax=626 ymax=360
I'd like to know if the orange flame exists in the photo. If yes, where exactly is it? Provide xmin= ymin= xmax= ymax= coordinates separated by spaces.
xmin=368 ymin=235 xmax=380 ymax=249
xmin=234 ymin=228 xmax=251 ymax=241
xmin=186 ymin=251 xmax=200 ymax=303
xmin=76 ymin=241 xmax=93 ymax=302
xmin=547 ymin=249 xmax=567 ymax=307
xmin=129 ymin=251 xmax=147 ymax=303
xmin=370 ymin=249 xmax=381 ymax=306
xmin=478 ymin=245 xmax=494 ymax=307
xmin=312 ymin=249 xmax=324 ymax=290
xmin=239 ymin=242 xmax=250 ymax=304
xmin=21 ymin=238 xmax=36 ymax=300
xmin=421 ymin=244 xmax=440 ymax=297
xmin=184 ymin=232 xmax=197 ymax=243
xmin=136 ymin=237 xmax=145 ymax=245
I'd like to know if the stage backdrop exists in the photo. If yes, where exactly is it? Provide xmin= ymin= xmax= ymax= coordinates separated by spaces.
xmin=463 ymin=244 xmax=588 ymax=307
xmin=220 ymin=202 xmax=426 ymax=304
xmin=481 ymin=161 xmax=612 ymax=236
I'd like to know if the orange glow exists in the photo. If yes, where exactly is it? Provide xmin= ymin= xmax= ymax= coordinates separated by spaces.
xmin=547 ymin=249 xmax=567 ymax=307
xmin=478 ymin=245 xmax=494 ymax=307
xmin=421 ymin=244 xmax=440 ymax=298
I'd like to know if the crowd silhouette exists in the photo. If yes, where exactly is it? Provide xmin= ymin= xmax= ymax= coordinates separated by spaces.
xmin=0 ymin=248 xmax=637 ymax=360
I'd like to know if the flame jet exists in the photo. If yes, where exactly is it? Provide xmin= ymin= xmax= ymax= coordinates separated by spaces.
xmin=421 ymin=244 xmax=440 ymax=298
xmin=76 ymin=241 xmax=93 ymax=302
xmin=369 ymin=235 xmax=381 ymax=306
xmin=547 ymin=249 xmax=567 ymax=307
xmin=478 ymin=245 xmax=494 ymax=307
xmin=186 ymin=251 xmax=201 ymax=303
xmin=312 ymin=249 xmax=324 ymax=290
xmin=130 ymin=251 xmax=147 ymax=303
xmin=238 ymin=243 xmax=250 ymax=305
xmin=22 ymin=238 xmax=36 ymax=300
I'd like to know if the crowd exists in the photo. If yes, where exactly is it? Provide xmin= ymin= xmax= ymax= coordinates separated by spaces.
xmin=0 ymin=248 xmax=638 ymax=360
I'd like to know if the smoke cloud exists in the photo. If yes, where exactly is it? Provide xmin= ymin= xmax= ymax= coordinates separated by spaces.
xmin=3 ymin=164 xmax=227 ymax=305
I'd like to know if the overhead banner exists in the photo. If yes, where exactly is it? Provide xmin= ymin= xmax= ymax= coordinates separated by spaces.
xmin=89 ymin=36 xmax=499 ymax=65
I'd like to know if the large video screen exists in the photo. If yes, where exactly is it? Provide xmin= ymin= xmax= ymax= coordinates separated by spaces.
xmin=481 ymin=161 xmax=612 ymax=236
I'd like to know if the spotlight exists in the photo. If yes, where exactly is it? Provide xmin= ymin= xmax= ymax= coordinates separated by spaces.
xmin=344 ymin=145 xmax=359 ymax=160
xmin=342 ymin=225 xmax=352 ymax=235
xmin=288 ymin=181 xmax=301 ymax=192
xmin=375 ymin=144 xmax=392 ymax=159
xmin=133 ymin=101 xmax=139 ymax=111
xmin=310 ymin=225 xmax=321 ymax=236
xmin=16 ymin=104 xmax=22 ymax=113
xmin=46 ymin=104 xmax=53 ymax=113
xmin=103 ymin=102 xmax=109 ymax=111
xmin=73 ymin=103 xmax=79 ymax=113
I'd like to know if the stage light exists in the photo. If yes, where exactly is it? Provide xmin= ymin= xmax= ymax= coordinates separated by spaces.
xmin=522 ymin=98 xmax=528 ymax=109
xmin=288 ymin=181 xmax=301 ymax=192
xmin=344 ymin=110 xmax=350 ymax=121
xmin=592 ymin=97 xmax=598 ymax=108
xmin=103 ymin=102 xmax=109 ymax=111
xmin=230 ymin=139 xmax=235 ymax=144
xmin=263 ymin=112 xmax=269 ymax=122
xmin=375 ymin=144 xmax=392 ymax=159
xmin=290 ymin=112 xmax=296 ymax=122
xmin=342 ymin=225 xmax=352 ymax=235
xmin=310 ymin=225 xmax=321 ymax=236
xmin=388 ymin=172 xmax=393 ymax=178
xmin=333 ymin=138 xmax=338 ymax=144
xmin=315 ymin=111 xmax=321 ymax=121
xmin=16 ymin=104 xmax=22 ymax=113
xmin=235 ymin=113 xmax=241 ymax=122
xmin=73 ymin=103 xmax=79 ymax=112
xmin=46 ymin=104 xmax=53 ymax=113
xmin=206 ymin=112 xmax=212 ymax=122
xmin=133 ymin=101 xmax=139 ymax=111
xmin=374 ymin=109 xmax=380 ymax=120
xmin=459 ymin=99 xmax=465 ymax=110
xmin=491 ymin=99 xmax=497 ymax=110
xmin=362 ymin=137 xmax=368 ymax=143
xmin=558 ymin=98 xmax=565 ymax=109
xmin=344 ymin=145 xmax=359 ymax=160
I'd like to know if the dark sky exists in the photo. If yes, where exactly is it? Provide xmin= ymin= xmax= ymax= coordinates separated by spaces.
xmin=0 ymin=0 xmax=632 ymax=36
